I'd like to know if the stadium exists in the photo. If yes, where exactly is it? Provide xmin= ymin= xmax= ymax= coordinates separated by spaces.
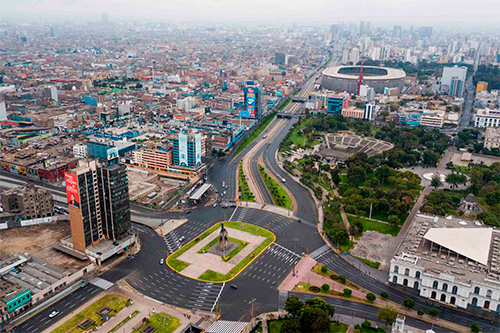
xmin=321 ymin=65 xmax=406 ymax=93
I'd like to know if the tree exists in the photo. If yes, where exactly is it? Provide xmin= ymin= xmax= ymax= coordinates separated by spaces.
xmin=321 ymin=284 xmax=330 ymax=292
xmin=446 ymin=161 xmax=454 ymax=170
xmin=284 ymin=296 xmax=303 ymax=318
xmin=320 ymin=265 xmax=328 ymax=274
xmin=299 ymin=307 xmax=330 ymax=333
xmin=431 ymin=175 xmax=442 ymax=190
xmin=428 ymin=308 xmax=439 ymax=317
xmin=280 ymin=318 xmax=301 ymax=333
xmin=362 ymin=320 xmax=372 ymax=329
xmin=380 ymin=291 xmax=389 ymax=299
xmin=304 ymin=297 xmax=335 ymax=317
xmin=378 ymin=307 xmax=398 ymax=329
xmin=366 ymin=293 xmax=376 ymax=302
xmin=470 ymin=323 xmax=480 ymax=333
xmin=403 ymin=298 xmax=415 ymax=309
xmin=417 ymin=310 xmax=424 ymax=316
xmin=388 ymin=215 xmax=399 ymax=226
xmin=347 ymin=165 xmax=367 ymax=185
xmin=343 ymin=288 xmax=352 ymax=297
xmin=330 ymin=228 xmax=349 ymax=246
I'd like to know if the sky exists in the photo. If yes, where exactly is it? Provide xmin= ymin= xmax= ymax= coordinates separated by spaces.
xmin=0 ymin=0 xmax=499 ymax=26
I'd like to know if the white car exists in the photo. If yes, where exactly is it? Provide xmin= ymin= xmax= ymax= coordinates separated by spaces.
xmin=159 ymin=258 xmax=164 ymax=265
xmin=49 ymin=310 xmax=59 ymax=318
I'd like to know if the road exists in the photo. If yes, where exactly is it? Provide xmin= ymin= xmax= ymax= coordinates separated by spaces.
xmin=458 ymin=46 xmax=480 ymax=132
xmin=8 ymin=55 xmax=500 ymax=333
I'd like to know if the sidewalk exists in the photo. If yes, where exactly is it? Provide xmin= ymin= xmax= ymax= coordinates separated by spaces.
xmin=43 ymin=281 xmax=216 ymax=333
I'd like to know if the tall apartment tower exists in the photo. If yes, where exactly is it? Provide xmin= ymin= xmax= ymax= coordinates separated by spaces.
xmin=171 ymin=133 xmax=202 ymax=168
xmin=65 ymin=159 xmax=130 ymax=252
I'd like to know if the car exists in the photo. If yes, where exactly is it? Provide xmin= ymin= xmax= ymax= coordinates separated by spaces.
xmin=159 ymin=258 xmax=164 ymax=265
xmin=213 ymin=203 xmax=217 ymax=207
xmin=178 ymin=236 xmax=185 ymax=242
xmin=49 ymin=310 xmax=59 ymax=318
xmin=230 ymin=285 xmax=238 ymax=289
xmin=81 ymin=280 xmax=88 ymax=288
xmin=185 ymin=210 xmax=191 ymax=214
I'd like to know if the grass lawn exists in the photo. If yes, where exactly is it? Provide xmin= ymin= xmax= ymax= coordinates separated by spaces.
xmin=356 ymin=256 xmax=381 ymax=269
xmin=330 ymin=322 xmax=348 ymax=332
xmin=258 ymin=165 xmax=293 ymax=209
xmin=168 ymin=221 xmax=274 ymax=282
xmin=268 ymin=319 xmax=286 ymax=332
xmin=234 ymin=112 xmax=276 ymax=157
xmin=312 ymin=264 xmax=360 ymax=290
xmin=288 ymin=118 xmax=321 ymax=148
xmin=239 ymin=162 xmax=255 ymax=201
xmin=51 ymin=294 xmax=128 ymax=333
xmin=348 ymin=215 xmax=400 ymax=236
xmin=133 ymin=313 xmax=180 ymax=333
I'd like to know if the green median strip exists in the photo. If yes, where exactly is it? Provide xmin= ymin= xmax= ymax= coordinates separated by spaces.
xmin=258 ymin=165 xmax=292 ymax=210
xmin=233 ymin=112 xmax=276 ymax=157
xmin=238 ymin=161 xmax=255 ymax=201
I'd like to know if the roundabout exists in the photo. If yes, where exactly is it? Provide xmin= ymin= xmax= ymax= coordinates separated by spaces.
xmin=167 ymin=221 xmax=275 ymax=282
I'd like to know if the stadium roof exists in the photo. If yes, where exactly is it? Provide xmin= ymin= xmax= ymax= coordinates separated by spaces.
xmin=189 ymin=183 xmax=212 ymax=200
xmin=423 ymin=228 xmax=493 ymax=266
xmin=322 ymin=65 xmax=406 ymax=80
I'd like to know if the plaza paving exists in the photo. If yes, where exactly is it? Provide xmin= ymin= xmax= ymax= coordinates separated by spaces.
xmin=177 ymin=226 xmax=267 ymax=278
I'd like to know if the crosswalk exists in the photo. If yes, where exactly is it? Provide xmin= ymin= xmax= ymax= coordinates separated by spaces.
xmin=187 ymin=282 xmax=225 ymax=311
xmin=239 ymin=243 xmax=301 ymax=285
xmin=89 ymin=277 xmax=114 ymax=290
xmin=278 ymin=290 xmax=289 ymax=311
xmin=309 ymin=244 xmax=330 ymax=259
xmin=231 ymin=207 xmax=300 ymax=232
xmin=163 ymin=230 xmax=182 ymax=253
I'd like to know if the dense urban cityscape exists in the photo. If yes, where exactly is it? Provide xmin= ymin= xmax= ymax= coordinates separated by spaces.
xmin=0 ymin=3 xmax=499 ymax=333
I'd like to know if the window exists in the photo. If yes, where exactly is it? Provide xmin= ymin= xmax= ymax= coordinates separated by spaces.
xmin=474 ymin=287 xmax=480 ymax=295
xmin=394 ymin=266 xmax=399 ymax=274
xmin=433 ymin=281 xmax=438 ymax=289
xmin=392 ymin=276 xmax=398 ymax=283
xmin=415 ymin=271 xmax=421 ymax=279
xmin=404 ymin=268 xmax=410 ymax=276
xmin=442 ymin=283 xmax=448 ymax=292
xmin=452 ymin=286 xmax=458 ymax=295
xmin=486 ymin=290 xmax=492 ymax=298
xmin=440 ymin=294 xmax=446 ymax=302
xmin=472 ymin=297 xmax=478 ymax=306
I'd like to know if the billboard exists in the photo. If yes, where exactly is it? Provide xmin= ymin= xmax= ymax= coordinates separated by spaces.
xmin=245 ymin=88 xmax=256 ymax=117
xmin=106 ymin=147 xmax=119 ymax=160
xmin=64 ymin=172 xmax=80 ymax=208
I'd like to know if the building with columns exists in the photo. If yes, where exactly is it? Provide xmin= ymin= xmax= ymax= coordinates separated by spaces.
xmin=389 ymin=215 xmax=500 ymax=313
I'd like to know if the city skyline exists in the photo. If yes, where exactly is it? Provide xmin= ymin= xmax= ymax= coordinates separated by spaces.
xmin=1 ymin=0 xmax=500 ymax=27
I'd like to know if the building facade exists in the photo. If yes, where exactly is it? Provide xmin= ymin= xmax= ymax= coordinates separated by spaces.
xmin=65 ymin=159 xmax=131 ymax=253
xmin=73 ymin=144 xmax=87 ymax=159
xmin=474 ymin=109 xmax=500 ymax=128
xmin=171 ymin=133 xmax=202 ymax=168
xmin=241 ymin=81 xmax=261 ymax=119
xmin=484 ymin=127 xmax=500 ymax=150
xmin=132 ymin=148 xmax=173 ymax=171
xmin=0 ymin=184 xmax=54 ymax=219
xmin=327 ymin=95 xmax=349 ymax=114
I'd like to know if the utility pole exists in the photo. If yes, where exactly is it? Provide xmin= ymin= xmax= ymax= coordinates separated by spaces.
xmin=249 ymin=298 xmax=256 ymax=319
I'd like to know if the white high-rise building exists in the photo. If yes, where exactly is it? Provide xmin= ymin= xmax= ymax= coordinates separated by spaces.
xmin=441 ymin=66 xmax=467 ymax=93
xmin=349 ymin=48 xmax=360 ymax=65
xmin=0 ymin=101 xmax=7 ymax=122
xmin=364 ymin=102 xmax=375 ymax=121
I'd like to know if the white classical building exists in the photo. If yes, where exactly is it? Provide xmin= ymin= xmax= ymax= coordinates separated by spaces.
xmin=474 ymin=108 xmax=500 ymax=128
xmin=389 ymin=215 xmax=500 ymax=313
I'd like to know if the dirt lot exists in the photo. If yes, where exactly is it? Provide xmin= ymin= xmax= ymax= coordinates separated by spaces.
xmin=0 ymin=222 xmax=88 ymax=274
xmin=350 ymin=231 xmax=396 ymax=270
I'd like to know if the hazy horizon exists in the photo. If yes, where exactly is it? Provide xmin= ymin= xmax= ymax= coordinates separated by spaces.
xmin=1 ymin=0 xmax=499 ymax=29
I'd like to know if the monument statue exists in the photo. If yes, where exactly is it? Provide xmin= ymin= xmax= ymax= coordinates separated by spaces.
xmin=217 ymin=223 xmax=229 ymax=252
